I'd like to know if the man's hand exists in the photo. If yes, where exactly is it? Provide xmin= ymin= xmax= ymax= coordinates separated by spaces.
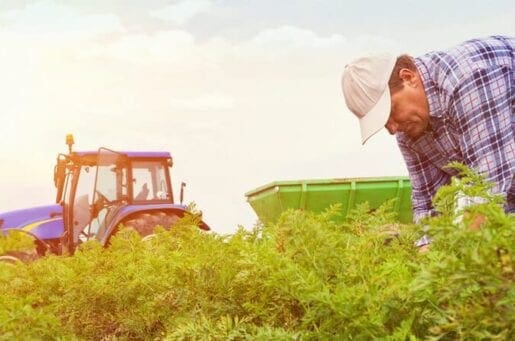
xmin=418 ymin=244 xmax=430 ymax=253
xmin=415 ymin=234 xmax=432 ymax=253
xmin=464 ymin=211 xmax=486 ymax=231
xmin=453 ymin=192 xmax=488 ymax=229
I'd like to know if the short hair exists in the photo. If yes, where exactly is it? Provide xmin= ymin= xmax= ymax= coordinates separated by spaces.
xmin=388 ymin=54 xmax=417 ymax=94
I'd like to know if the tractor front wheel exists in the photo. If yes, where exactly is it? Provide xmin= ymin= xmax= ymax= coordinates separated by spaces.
xmin=121 ymin=211 xmax=180 ymax=237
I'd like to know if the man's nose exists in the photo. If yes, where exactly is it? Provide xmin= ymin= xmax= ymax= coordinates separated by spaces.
xmin=385 ymin=119 xmax=398 ymax=135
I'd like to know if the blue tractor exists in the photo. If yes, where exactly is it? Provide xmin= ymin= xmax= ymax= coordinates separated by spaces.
xmin=0 ymin=135 xmax=209 ymax=261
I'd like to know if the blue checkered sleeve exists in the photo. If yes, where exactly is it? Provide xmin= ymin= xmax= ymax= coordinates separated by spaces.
xmin=450 ymin=64 xmax=514 ymax=207
xmin=397 ymin=137 xmax=451 ymax=222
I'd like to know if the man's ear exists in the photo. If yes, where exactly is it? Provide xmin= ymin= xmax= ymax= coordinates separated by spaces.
xmin=398 ymin=68 xmax=418 ymax=87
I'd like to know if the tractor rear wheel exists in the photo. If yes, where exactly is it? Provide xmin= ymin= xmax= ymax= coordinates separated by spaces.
xmin=121 ymin=211 xmax=180 ymax=237
xmin=0 ymin=250 xmax=39 ymax=264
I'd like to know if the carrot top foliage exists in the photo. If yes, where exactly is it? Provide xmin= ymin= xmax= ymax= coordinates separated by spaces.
xmin=0 ymin=165 xmax=513 ymax=340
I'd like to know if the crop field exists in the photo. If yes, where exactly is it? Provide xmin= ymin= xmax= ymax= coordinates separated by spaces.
xmin=0 ymin=166 xmax=513 ymax=340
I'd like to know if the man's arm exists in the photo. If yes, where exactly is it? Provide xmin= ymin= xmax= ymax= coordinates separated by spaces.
xmin=449 ymin=65 xmax=514 ymax=205
xmin=397 ymin=137 xmax=451 ymax=222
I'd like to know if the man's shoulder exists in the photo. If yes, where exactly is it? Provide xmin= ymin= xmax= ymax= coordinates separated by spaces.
xmin=415 ymin=36 xmax=514 ymax=113
xmin=417 ymin=36 xmax=514 ymax=85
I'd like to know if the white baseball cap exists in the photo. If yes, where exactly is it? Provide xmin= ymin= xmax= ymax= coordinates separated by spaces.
xmin=341 ymin=54 xmax=397 ymax=144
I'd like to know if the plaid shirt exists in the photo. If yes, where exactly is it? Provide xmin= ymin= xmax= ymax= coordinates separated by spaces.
xmin=396 ymin=36 xmax=515 ymax=222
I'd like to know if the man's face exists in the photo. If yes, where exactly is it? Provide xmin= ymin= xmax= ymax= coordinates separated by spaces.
xmin=385 ymin=70 xmax=430 ymax=139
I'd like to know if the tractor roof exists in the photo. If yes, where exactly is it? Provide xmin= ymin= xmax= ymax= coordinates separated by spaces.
xmin=74 ymin=151 xmax=171 ymax=159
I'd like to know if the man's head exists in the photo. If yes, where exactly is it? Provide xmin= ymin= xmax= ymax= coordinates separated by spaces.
xmin=341 ymin=54 xmax=430 ymax=144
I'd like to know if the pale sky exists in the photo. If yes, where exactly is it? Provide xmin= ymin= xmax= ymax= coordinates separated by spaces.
xmin=0 ymin=0 xmax=513 ymax=234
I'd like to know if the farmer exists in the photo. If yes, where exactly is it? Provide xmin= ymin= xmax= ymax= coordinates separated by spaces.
xmin=340 ymin=36 xmax=514 ymax=228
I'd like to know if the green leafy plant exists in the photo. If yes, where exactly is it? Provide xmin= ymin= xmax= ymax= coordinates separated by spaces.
xmin=0 ymin=166 xmax=513 ymax=339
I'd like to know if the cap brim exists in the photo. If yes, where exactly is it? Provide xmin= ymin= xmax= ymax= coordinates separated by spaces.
xmin=358 ymin=85 xmax=391 ymax=144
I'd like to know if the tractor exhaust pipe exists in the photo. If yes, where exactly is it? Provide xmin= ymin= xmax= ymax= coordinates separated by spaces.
xmin=180 ymin=182 xmax=186 ymax=205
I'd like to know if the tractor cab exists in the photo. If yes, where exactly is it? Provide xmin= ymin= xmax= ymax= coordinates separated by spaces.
xmin=57 ymin=143 xmax=180 ymax=252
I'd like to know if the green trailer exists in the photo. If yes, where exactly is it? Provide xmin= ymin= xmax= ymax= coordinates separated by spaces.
xmin=245 ymin=176 xmax=413 ymax=224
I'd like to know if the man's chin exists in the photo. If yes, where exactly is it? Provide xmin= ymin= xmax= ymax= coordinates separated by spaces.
xmin=406 ymin=129 xmax=425 ymax=139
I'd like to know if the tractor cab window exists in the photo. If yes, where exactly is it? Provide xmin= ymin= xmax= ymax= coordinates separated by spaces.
xmin=73 ymin=150 xmax=129 ymax=243
xmin=73 ymin=165 xmax=96 ymax=241
xmin=132 ymin=161 xmax=171 ymax=202
xmin=96 ymin=163 xmax=128 ymax=203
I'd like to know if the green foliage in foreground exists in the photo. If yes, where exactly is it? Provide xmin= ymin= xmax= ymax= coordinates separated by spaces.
xmin=0 ymin=166 xmax=513 ymax=340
